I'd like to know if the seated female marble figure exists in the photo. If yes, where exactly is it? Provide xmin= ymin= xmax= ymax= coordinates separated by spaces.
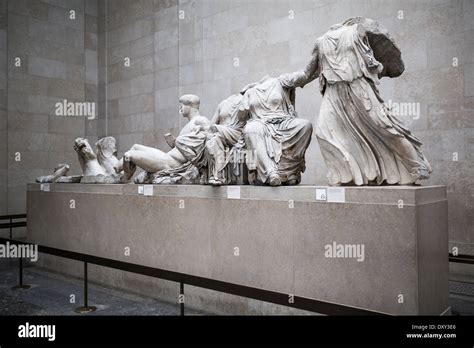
xmin=204 ymin=50 xmax=319 ymax=186
xmin=237 ymin=52 xmax=318 ymax=186
xmin=115 ymin=94 xmax=210 ymax=184
xmin=204 ymin=93 xmax=248 ymax=185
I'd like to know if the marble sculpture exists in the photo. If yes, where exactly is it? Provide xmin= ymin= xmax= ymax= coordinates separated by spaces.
xmin=314 ymin=17 xmax=431 ymax=185
xmin=37 ymin=17 xmax=431 ymax=187
xmin=36 ymin=137 xmax=122 ymax=184
xmin=115 ymin=94 xmax=210 ymax=184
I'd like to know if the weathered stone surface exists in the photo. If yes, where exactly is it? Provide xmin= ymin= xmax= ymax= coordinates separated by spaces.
xmin=27 ymin=184 xmax=449 ymax=315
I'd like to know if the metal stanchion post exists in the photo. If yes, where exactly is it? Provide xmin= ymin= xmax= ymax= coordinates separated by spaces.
xmin=75 ymin=262 xmax=97 ymax=313
xmin=180 ymin=282 xmax=185 ymax=316
xmin=11 ymin=258 xmax=31 ymax=290
xmin=8 ymin=218 xmax=12 ymax=266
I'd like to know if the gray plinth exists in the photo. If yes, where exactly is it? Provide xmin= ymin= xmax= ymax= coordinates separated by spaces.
xmin=26 ymin=183 xmax=449 ymax=315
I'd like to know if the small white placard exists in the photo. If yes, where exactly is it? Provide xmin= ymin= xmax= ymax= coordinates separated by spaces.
xmin=40 ymin=183 xmax=50 ymax=192
xmin=327 ymin=187 xmax=345 ymax=203
xmin=143 ymin=185 xmax=154 ymax=196
xmin=316 ymin=188 xmax=327 ymax=201
xmin=227 ymin=186 xmax=241 ymax=199
xmin=137 ymin=185 xmax=144 ymax=195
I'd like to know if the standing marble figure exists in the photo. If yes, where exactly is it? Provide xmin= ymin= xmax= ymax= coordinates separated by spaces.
xmin=314 ymin=17 xmax=432 ymax=185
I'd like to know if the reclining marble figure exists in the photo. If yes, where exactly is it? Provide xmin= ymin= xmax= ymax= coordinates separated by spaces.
xmin=115 ymin=94 xmax=211 ymax=184
xmin=313 ymin=17 xmax=432 ymax=185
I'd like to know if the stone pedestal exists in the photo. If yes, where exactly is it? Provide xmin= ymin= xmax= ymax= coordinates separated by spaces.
xmin=26 ymin=183 xmax=449 ymax=315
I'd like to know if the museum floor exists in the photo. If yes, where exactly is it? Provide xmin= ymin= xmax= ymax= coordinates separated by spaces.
xmin=0 ymin=257 xmax=473 ymax=316
xmin=0 ymin=258 xmax=207 ymax=316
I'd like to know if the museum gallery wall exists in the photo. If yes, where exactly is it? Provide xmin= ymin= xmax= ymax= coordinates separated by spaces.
xmin=0 ymin=0 xmax=473 ymax=274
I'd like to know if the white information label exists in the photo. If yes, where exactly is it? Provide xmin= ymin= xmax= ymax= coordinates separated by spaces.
xmin=40 ymin=183 xmax=50 ymax=192
xmin=138 ymin=185 xmax=144 ymax=195
xmin=143 ymin=185 xmax=154 ymax=196
xmin=227 ymin=186 xmax=241 ymax=199
xmin=316 ymin=188 xmax=327 ymax=201
xmin=327 ymin=187 xmax=345 ymax=203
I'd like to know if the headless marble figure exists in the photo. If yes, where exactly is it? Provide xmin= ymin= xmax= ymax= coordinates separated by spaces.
xmin=205 ymin=94 xmax=247 ymax=185
xmin=204 ymin=52 xmax=319 ymax=187
xmin=237 ymin=62 xmax=318 ymax=186
xmin=314 ymin=17 xmax=431 ymax=185
xmin=115 ymin=94 xmax=211 ymax=182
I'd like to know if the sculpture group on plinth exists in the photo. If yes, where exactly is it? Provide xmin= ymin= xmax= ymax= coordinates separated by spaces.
xmin=37 ymin=17 xmax=432 ymax=187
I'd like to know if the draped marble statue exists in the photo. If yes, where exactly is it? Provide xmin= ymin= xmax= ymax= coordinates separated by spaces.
xmin=115 ymin=94 xmax=210 ymax=184
xmin=204 ymin=54 xmax=318 ymax=186
xmin=36 ymin=17 xmax=431 ymax=188
xmin=313 ymin=17 xmax=432 ymax=185
xmin=239 ymin=70 xmax=316 ymax=186
xmin=204 ymin=94 xmax=248 ymax=185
